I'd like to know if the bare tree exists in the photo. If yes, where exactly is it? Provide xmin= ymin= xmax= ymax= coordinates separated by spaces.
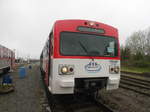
xmin=125 ymin=30 xmax=146 ymax=55
xmin=145 ymin=28 xmax=150 ymax=56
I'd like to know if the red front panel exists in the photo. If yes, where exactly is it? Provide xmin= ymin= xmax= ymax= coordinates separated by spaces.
xmin=53 ymin=20 xmax=120 ymax=60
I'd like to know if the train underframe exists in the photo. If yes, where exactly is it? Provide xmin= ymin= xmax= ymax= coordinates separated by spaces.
xmin=74 ymin=77 xmax=107 ymax=93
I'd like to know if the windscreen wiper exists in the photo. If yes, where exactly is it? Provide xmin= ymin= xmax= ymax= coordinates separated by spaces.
xmin=78 ymin=41 xmax=94 ymax=61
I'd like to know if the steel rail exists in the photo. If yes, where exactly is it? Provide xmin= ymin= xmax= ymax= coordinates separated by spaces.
xmin=93 ymin=99 xmax=114 ymax=112
xmin=121 ymin=75 xmax=150 ymax=83
xmin=119 ymin=85 xmax=150 ymax=97
xmin=121 ymin=77 xmax=150 ymax=87
xmin=120 ymin=80 xmax=150 ymax=90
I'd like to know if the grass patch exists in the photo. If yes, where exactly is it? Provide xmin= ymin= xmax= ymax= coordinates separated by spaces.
xmin=121 ymin=66 xmax=150 ymax=73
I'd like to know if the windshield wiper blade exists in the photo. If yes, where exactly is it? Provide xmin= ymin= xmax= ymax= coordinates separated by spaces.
xmin=78 ymin=41 xmax=88 ymax=53
xmin=78 ymin=41 xmax=94 ymax=61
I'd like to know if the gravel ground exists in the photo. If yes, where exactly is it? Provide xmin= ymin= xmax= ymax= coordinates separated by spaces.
xmin=0 ymin=63 xmax=50 ymax=112
xmin=100 ymin=74 xmax=150 ymax=112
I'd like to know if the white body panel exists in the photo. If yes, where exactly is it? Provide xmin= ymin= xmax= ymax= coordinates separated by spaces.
xmin=49 ymin=58 xmax=120 ymax=94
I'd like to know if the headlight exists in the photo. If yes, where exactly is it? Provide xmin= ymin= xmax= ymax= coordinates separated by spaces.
xmin=109 ymin=66 xmax=120 ymax=74
xmin=59 ymin=64 xmax=74 ymax=75
xmin=114 ymin=66 xmax=119 ymax=73
xmin=61 ymin=66 xmax=68 ymax=74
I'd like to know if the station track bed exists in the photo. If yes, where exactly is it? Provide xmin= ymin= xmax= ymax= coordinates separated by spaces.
xmin=120 ymin=75 xmax=150 ymax=97
xmin=47 ymin=94 xmax=115 ymax=112
xmin=42 ymin=80 xmax=115 ymax=112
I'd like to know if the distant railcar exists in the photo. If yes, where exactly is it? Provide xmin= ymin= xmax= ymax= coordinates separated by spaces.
xmin=40 ymin=20 xmax=120 ymax=95
xmin=0 ymin=44 xmax=15 ymax=74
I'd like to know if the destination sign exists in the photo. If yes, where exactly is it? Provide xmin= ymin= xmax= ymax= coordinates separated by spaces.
xmin=78 ymin=26 xmax=105 ymax=34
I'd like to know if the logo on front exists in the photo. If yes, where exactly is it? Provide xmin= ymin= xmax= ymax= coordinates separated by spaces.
xmin=85 ymin=61 xmax=101 ymax=72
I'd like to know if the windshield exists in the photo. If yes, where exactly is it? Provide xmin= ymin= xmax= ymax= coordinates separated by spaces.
xmin=60 ymin=32 xmax=118 ymax=57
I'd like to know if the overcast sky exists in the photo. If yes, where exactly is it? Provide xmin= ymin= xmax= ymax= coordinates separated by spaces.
xmin=0 ymin=0 xmax=150 ymax=59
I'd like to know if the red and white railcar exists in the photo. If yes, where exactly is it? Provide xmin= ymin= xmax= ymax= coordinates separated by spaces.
xmin=0 ymin=44 xmax=15 ymax=74
xmin=40 ymin=20 xmax=120 ymax=95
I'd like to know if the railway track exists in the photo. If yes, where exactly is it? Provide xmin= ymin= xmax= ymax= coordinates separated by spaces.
xmin=121 ymin=75 xmax=150 ymax=83
xmin=46 ymin=93 xmax=115 ymax=112
xmin=120 ymin=75 xmax=150 ymax=97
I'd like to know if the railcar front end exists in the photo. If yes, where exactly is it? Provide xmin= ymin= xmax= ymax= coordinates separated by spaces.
xmin=41 ymin=20 xmax=120 ymax=94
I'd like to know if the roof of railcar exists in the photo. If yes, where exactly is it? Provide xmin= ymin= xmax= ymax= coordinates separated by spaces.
xmin=53 ymin=19 xmax=118 ymax=38
xmin=54 ymin=19 xmax=118 ymax=31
